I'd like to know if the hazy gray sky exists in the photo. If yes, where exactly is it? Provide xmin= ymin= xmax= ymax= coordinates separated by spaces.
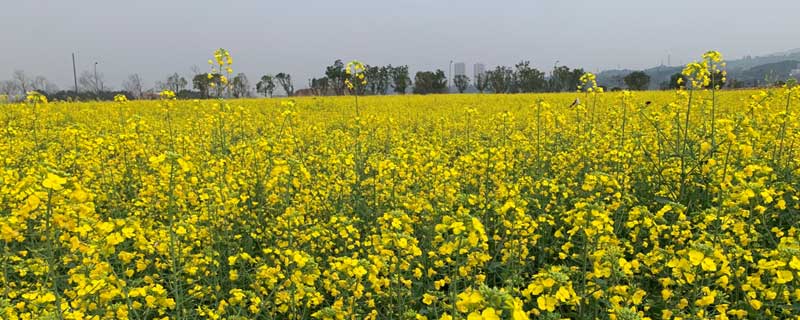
xmin=2 ymin=0 xmax=799 ymax=91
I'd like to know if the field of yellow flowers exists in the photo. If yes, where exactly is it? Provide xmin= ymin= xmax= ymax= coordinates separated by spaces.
xmin=2 ymin=79 xmax=800 ymax=319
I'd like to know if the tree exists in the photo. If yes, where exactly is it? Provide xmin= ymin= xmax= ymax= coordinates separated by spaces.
xmin=475 ymin=73 xmax=489 ymax=93
xmin=412 ymin=70 xmax=447 ymax=94
xmin=193 ymin=73 xmax=216 ymax=98
xmin=487 ymin=66 xmax=514 ymax=93
xmin=364 ymin=65 xmax=392 ymax=95
xmin=377 ymin=66 xmax=392 ymax=95
xmin=31 ymin=76 xmax=58 ymax=93
xmin=256 ymin=75 xmax=276 ymax=97
xmin=624 ymin=71 xmax=651 ymax=90
xmin=514 ymin=61 xmax=547 ymax=92
xmin=158 ymin=73 xmax=188 ymax=93
xmin=391 ymin=65 xmax=411 ymax=94
xmin=275 ymin=73 xmax=294 ymax=97
xmin=325 ymin=60 xmax=346 ymax=95
xmin=665 ymin=72 xmax=687 ymax=90
xmin=12 ymin=70 xmax=31 ymax=94
xmin=309 ymin=77 xmax=329 ymax=96
xmin=0 ymin=80 xmax=18 ymax=99
xmin=453 ymin=74 xmax=470 ymax=93
xmin=549 ymin=66 xmax=583 ymax=92
xmin=123 ymin=74 xmax=144 ymax=99
xmin=78 ymin=70 xmax=104 ymax=94
xmin=231 ymin=73 xmax=251 ymax=98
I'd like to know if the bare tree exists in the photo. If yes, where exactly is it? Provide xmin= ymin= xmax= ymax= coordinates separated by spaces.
xmin=31 ymin=76 xmax=58 ymax=93
xmin=275 ymin=73 xmax=294 ymax=97
xmin=12 ymin=70 xmax=31 ymax=93
xmin=0 ymin=80 xmax=19 ymax=100
xmin=79 ymin=70 xmax=104 ymax=94
xmin=123 ymin=74 xmax=144 ymax=99
xmin=156 ymin=73 xmax=188 ymax=93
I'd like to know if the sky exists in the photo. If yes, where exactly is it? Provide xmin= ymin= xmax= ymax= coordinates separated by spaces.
xmin=2 ymin=0 xmax=799 ymax=92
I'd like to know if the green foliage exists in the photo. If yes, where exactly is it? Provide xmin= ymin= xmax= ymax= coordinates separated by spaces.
xmin=256 ymin=75 xmax=276 ymax=97
xmin=514 ymin=61 xmax=547 ymax=92
xmin=550 ymin=66 xmax=584 ymax=92
xmin=487 ymin=66 xmax=514 ymax=93
xmin=453 ymin=74 xmax=470 ymax=93
xmin=412 ymin=70 xmax=447 ymax=94
xmin=391 ymin=65 xmax=411 ymax=95
xmin=624 ymin=71 xmax=651 ymax=90
xmin=275 ymin=73 xmax=294 ymax=97
xmin=231 ymin=73 xmax=250 ymax=98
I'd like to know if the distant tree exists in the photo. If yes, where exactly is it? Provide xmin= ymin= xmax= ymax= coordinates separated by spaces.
xmin=624 ymin=71 xmax=651 ymax=90
xmin=549 ymin=66 xmax=583 ymax=92
xmin=487 ymin=66 xmax=514 ymax=93
xmin=391 ymin=65 xmax=411 ymax=94
xmin=667 ymin=72 xmax=687 ymax=90
xmin=309 ymin=77 xmax=329 ymax=96
xmin=706 ymin=70 xmax=726 ymax=89
xmin=275 ymin=73 xmax=294 ymax=96
xmin=325 ymin=60 xmax=346 ymax=95
xmin=231 ymin=73 xmax=251 ymax=98
xmin=364 ymin=65 xmax=392 ymax=95
xmin=256 ymin=75 xmax=276 ymax=97
xmin=453 ymin=74 xmax=470 ymax=93
xmin=30 ymin=76 xmax=57 ymax=93
xmin=157 ymin=73 xmax=188 ymax=93
xmin=192 ymin=73 xmax=215 ymax=98
xmin=0 ymin=80 xmax=18 ymax=99
xmin=78 ymin=70 xmax=104 ymax=94
xmin=412 ymin=70 xmax=447 ymax=94
xmin=364 ymin=65 xmax=380 ymax=95
xmin=12 ymin=70 xmax=31 ymax=94
xmin=123 ymin=74 xmax=144 ymax=99
xmin=514 ymin=61 xmax=547 ymax=92
xmin=726 ymin=78 xmax=747 ymax=89
xmin=475 ymin=73 xmax=489 ymax=93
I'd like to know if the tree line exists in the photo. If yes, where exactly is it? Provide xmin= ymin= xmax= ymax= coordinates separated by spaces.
xmin=2 ymin=61 xmax=688 ymax=102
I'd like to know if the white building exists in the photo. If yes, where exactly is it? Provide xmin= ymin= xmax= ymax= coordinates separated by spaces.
xmin=454 ymin=62 xmax=466 ymax=77
xmin=473 ymin=63 xmax=485 ymax=79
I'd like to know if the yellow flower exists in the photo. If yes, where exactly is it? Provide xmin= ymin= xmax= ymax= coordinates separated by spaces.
xmin=536 ymin=295 xmax=557 ymax=312
xmin=749 ymin=299 xmax=762 ymax=310
xmin=42 ymin=173 xmax=67 ymax=191
xmin=481 ymin=308 xmax=500 ymax=320
xmin=790 ymin=256 xmax=800 ymax=270
xmin=688 ymin=250 xmax=704 ymax=266
xmin=775 ymin=270 xmax=794 ymax=284
xmin=159 ymin=90 xmax=176 ymax=100
xmin=422 ymin=293 xmax=436 ymax=305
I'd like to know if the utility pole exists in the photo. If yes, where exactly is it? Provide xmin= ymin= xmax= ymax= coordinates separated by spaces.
xmin=72 ymin=53 xmax=78 ymax=94
xmin=94 ymin=62 xmax=99 ymax=93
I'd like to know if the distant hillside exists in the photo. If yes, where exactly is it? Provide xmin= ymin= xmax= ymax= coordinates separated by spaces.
xmin=736 ymin=60 xmax=799 ymax=84
xmin=598 ymin=49 xmax=800 ymax=89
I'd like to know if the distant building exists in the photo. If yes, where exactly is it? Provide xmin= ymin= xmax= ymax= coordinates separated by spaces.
xmin=454 ymin=62 xmax=466 ymax=77
xmin=473 ymin=63 xmax=485 ymax=79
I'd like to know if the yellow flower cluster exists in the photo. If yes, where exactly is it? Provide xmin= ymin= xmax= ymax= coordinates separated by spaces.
xmin=344 ymin=60 xmax=367 ymax=91
xmin=25 ymin=91 xmax=48 ymax=105
xmin=1 ymin=54 xmax=799 ymax=319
